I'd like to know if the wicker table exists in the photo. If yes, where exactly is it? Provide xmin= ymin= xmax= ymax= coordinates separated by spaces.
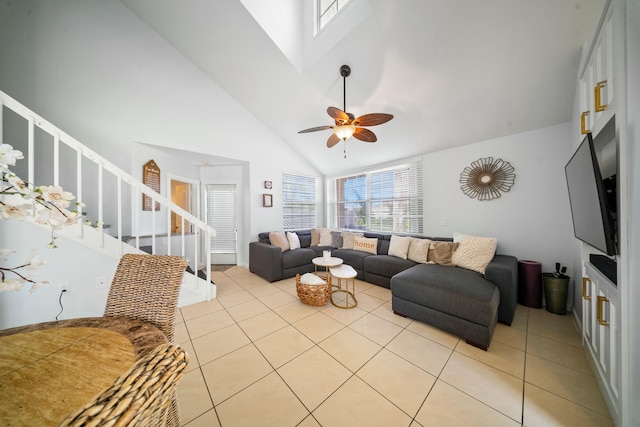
xmin=0 ymin=317 xmax=167 ymax=426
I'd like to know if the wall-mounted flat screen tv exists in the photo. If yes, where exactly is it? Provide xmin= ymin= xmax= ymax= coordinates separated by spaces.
xmin=564 ymin=132 xmax=616 ymax=256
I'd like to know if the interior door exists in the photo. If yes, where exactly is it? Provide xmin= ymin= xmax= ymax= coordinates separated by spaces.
xmin=207 ymin=184 xmax=237 ymax=265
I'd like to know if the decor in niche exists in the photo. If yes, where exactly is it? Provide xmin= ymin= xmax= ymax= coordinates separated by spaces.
xmin=459 ymin=157 xmax=515 ymax=201
xmin=142 ymin=160 xmax=160 ymax=211
xmin=264 ymin=181 xmax=272 ymax=189
xmin=262 ymin=194 xmax=272 ymax=207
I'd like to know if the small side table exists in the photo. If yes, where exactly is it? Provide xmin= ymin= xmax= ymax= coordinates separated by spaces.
xmin=330 ymin=264 xmax=358 ymax=309
xmin=312 ymin=256 xmax=343 ymax=282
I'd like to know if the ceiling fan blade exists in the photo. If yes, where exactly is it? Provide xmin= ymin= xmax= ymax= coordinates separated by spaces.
xmin=327 ymin=133 xmax=341 ymax=148
xmin=352 ymin=113 xmax=394 ymax=127
xmin=353 ymin=127 xmax=377 ymax=142
xmin=327 ymin=106 xmax=350 ymax=125
xmin=298 ymin=125 xmax=334 ymax=133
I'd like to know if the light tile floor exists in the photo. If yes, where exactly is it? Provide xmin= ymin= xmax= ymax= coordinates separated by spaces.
xmin=175 ymin=267 xmax=613 ymax=427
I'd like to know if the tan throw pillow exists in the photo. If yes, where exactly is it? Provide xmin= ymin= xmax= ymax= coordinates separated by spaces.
xmin=269 ymin=231 xmax=289 ymax=252
xmin=310 ymin=228 xmax=320 ymax=246
xmin=388 ymin=235 xmax=412 ymax=259
xmin=353 ymin=236 xmax=378 ymax=254
xmin=427 ymin=241 xmax=459 ymax=266
xmin=341 ymin=231 xmax=364 ymax=249
xmin=451 ymin=235 xmax=497 ymax=274
xmin=287 ymin=231 xmax=301 ymax=250
xmin=318 ymin=228 xmax=333 ymax=246
xmin=407 ymin=238 xmax=431 ymax=263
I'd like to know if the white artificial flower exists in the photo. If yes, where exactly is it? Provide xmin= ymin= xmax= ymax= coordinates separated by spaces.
xmin=0 ymin=203 xmax=32 ymax=220
xmin=25 ymin=252 xmax=45 ymax=276
xmin=5 ymin=172 xmax=33 ymax=196
xmin=28 ymin=280 xmax=49 ymax=294
xmin=37 ymin=185 xmax=75 ymax=208
xmin=0 ymin=248 xmax=15 ymax=259
xmin=0 ymin=279 xmax=24 ymax=292
xmin=0 ymin=144 xmax=24 ymax=170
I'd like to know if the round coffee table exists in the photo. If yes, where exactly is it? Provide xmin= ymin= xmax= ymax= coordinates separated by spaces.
xmin=312 ymin=256 xmax=343 ymax=282
xmin=330 ymin=264 xmax=358 ymax=309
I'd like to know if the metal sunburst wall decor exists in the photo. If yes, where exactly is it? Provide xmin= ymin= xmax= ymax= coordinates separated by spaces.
xmin=459 ymin=157 xmax=516 ymax=201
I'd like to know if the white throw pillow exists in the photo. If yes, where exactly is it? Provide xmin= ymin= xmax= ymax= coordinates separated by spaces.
xmin=287 ymin=231 xmax=301 ymax=250
xmin=299 ymin=272 xmax=326 ymax=285
xmin=407 ymin=238 xmax=432 ymax=263
xmin=451 ymin=235 xmax=497 ymax=274
xmin=453 ymin=232 xmax=497 ymax=245
xmin=388 ymin=235 xmax=412 ymax=259
xmin=318 ymin=228 xmax=333 ymax=246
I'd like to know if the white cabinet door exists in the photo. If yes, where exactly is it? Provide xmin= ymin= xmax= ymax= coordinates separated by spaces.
xmin=584 ymin=262 xmax=620 ymax=421
xmin=578 ymin=1 xmax=616 ymax=138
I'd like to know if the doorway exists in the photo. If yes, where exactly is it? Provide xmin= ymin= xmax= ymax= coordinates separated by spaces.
xmin=170 ymin=178 xmax=199 ymax=234
xmin=206 ymin=184 xmax=237 ymax=265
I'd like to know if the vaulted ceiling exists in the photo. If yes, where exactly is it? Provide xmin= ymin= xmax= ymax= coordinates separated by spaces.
xmin=121 ymin=0 xmax=604 ymax=176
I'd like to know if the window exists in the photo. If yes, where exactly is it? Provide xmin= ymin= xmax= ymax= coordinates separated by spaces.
xmin=317 ymin=0 xmax=351 ymax=33
xmin=331 ymin=159 xmax=423 ymax=233
xmin=283 ymin=173 xmax=317 ymax=230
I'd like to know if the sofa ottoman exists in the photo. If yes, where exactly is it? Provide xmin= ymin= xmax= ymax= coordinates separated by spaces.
xmin=391 ymin=264 xmax=500 ymax=350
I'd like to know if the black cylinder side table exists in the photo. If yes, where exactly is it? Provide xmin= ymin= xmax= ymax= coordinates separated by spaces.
xmin=518 ymin=260 xmax=542 ymax=308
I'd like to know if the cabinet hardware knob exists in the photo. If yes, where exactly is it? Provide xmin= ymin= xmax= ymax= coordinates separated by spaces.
xmin=580 ymin=111 xmax=590 ymax=134
xmin=582 ymin=277 xmax=592 ymax=300
xmin=597 ymin=295 xmax=610 ymax=327
xmin=595 ymin=80 xmax=608 ymax=112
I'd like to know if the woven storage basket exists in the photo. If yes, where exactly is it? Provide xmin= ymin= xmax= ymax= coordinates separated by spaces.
xmin=296 ymin=273 xmax=332 ymax=306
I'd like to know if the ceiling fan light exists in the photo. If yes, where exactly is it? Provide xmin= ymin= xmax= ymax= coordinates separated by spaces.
xmin=335 ymin=125 xmax=355 ymax=141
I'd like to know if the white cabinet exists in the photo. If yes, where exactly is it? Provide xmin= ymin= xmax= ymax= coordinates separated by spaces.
xmin=583 ymin=262 xmax=620 ymax=422
xmin=578 ymin=1 xmax=616 ymax=137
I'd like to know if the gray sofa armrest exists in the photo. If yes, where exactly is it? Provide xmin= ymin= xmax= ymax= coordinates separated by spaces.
xmin=249 ymin=242 xmax=282 ymax=282
xmin=484 ymin=254 xmax=518 ymax=325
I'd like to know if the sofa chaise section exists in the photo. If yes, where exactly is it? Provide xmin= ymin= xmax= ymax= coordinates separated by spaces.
xmin=391 ymin=264 xmax=500 ymax=349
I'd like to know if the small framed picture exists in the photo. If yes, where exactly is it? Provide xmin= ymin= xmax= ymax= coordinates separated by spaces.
xmin=263 ymin=194 xmax=272 ymax=207
xmin=264 ymin=180 xmax=272 ymax=189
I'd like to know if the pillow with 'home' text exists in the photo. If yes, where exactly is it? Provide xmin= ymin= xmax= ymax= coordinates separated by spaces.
xmin=353 ymin=236 xmax=378 ymax=255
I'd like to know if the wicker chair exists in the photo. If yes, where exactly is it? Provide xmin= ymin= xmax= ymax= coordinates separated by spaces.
xmin=104 ymin=254 xmax=188 ymax=343
xmin=59 ymin=344 xmax=189 ymax=427
xmin=103 ymin=253 xmax=189 ymax=426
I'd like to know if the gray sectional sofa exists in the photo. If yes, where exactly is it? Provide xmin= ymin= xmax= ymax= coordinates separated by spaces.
xmin=249 ymin=229 xmax=518 ymax=350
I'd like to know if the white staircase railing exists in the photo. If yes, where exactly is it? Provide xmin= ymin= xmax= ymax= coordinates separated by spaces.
xmin=0 ymin=91 xmax=216 ymax=301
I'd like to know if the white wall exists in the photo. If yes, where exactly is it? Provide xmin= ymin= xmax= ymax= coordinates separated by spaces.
xmin=0 ymin=0 xmax=323 ymax=267
xmin=424 ymin=123 xmax=576 ymax=306
xmin=0 ymin=220 xmax=118 ymax=329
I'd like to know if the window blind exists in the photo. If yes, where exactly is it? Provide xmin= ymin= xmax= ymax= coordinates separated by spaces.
xmin=332 ymin=160 xmax=423 ymax=233
xmin=207 ymin=185 xmax=236 ymax=253
xmin=283 ymin=173 xmax=317 ymax=230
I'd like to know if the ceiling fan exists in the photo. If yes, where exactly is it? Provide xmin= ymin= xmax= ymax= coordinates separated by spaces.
xmin=298 ymin=65 xmax=393 ymax=155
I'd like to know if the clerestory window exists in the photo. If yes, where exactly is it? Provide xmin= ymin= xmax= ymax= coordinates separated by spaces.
xmin=317 ymin=0 xmax=352 ymax=33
